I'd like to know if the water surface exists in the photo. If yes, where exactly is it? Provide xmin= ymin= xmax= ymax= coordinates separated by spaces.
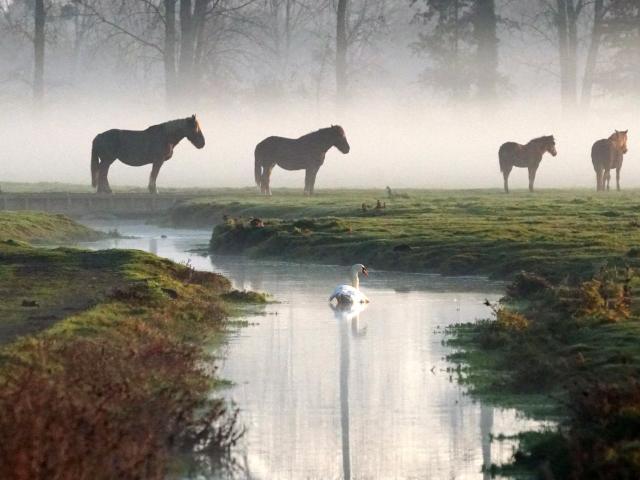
xmin=82 ymin=221 xmax=547 ymax=480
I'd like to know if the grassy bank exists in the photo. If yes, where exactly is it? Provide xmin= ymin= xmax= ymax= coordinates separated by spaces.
xmin=0 ymin=211 xmax=105 ymax=243
xmin=447 ymin=269 xmax=640 ymax=478
xmin=0 ymin=215 xmax=263 ymax=478
xmin=186 ymin=188 xmax=640 ymax=281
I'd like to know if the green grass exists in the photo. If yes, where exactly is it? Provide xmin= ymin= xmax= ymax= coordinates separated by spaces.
xmin=0 ymin=211 xmax=105 ymax=243
xmin=168 ymin=188 xmax=640 ymax=281
xmin=0 ymin=239 xmax=228 ymax=344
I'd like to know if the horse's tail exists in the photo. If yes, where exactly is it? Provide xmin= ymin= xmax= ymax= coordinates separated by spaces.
xmin=91 ymin=137 xmax=100 ymax=188
xmin=498 ymin=145 xmax=506 ymax=172
xmin=254 ymin=148 xmax=262 ymax=188
xmin=498 ymin=143 xmax=512 ymax=173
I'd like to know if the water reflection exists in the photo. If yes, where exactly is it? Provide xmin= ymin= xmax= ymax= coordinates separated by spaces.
xmin=331 ymin=303 xmax=368 ymax=337
xmin=77 ymin=222 xmax=551 ymax=480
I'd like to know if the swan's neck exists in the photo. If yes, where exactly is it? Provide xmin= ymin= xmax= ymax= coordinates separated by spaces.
xmin=351 ymin=271 xmax=360 ymax=290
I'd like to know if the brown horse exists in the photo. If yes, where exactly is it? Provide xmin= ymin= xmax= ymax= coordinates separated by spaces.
xmin=498 ymin=135 xmax=557 ymax=193
xmin=91 ymin=115 xmax=205 ymax=194
xmin=591 ymin=130 xmax=628 ymax=191
xmin=254 ymin=125 xmax=350 ymax=196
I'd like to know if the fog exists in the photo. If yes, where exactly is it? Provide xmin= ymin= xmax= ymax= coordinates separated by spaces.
xmin=2 ymin=0 xmax=640 ymax=191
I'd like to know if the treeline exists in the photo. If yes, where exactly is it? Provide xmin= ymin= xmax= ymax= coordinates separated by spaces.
xmin=1 ymin=0 xmax=639 ymax=110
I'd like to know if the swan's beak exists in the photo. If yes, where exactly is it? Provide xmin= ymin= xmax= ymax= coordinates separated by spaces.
xmin=362 ymin=267 xmax=368 ymax=277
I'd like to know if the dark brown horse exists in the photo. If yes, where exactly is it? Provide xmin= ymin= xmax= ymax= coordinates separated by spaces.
xmin=498 ymin=135 xmax=557 ymax=193
xmin=592 ymin=130 xmax=628 ymax=191
xmin=254 ymin=125 xmax=350 ymax=196
xmin=91 ymin=115 xmax=205 ymax=194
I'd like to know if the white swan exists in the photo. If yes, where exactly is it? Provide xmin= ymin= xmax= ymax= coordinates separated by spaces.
xmin=329 ymin=264 xmax=370 ymax=305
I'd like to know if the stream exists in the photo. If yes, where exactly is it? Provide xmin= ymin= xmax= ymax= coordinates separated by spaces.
xmin=81 ymin=220 xmax=548 ymax=480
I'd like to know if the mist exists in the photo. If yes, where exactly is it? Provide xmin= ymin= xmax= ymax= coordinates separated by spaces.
xmin=2 ymin=0 xmax=640 ymax=191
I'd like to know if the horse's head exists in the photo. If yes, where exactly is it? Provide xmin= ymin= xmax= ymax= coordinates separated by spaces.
xmin=186 ymin=114 xmax=205 ymax=149
xmin=611 ymin=130 xmax=628 ymax=154
xmin=330 ymin=125 xmax=350 ymax=154
xmin=544 ymin=135 xmax=557 ymax=156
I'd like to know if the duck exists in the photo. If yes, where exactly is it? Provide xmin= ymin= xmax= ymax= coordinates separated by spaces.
xmin=329 ymin=264 xmax=370 ymax=305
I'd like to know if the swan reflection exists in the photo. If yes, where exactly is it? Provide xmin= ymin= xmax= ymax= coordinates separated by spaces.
xmin=330 ymin=302 xmax=368 ymax=337
xmin=329 ymin=302 xmax=370 ymax=480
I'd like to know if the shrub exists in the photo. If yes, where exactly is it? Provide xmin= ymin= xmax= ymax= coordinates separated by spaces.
xmin=0 ymin=326 xmax=240 ymax=480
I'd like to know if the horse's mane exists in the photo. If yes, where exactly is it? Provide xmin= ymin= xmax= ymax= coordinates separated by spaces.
xmin=609 ymin=131 xmax=626 ymax=140
xmin=152 ymin=117 xmax=189 ymax=133
xmin=526 ymin=135 xmax=553 ymax=146
xmin=298 ymin=126 xmax=335 ymax=141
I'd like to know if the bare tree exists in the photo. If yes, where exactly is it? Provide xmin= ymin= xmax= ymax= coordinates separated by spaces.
xmin=77 ymin=0 xmax=257 ymax=104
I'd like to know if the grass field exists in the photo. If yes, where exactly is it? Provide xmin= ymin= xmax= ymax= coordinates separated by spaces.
xmin=162 ymin=188 xmax=640 ymax=281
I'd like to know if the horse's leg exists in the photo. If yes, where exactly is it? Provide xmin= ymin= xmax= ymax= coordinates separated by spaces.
xmin=261 ymin=164 xmax=274 ymax=196
xmin=97 ymin=158 xmax=114 ymax=194
xmin=306 ymin=166 xmax=320 ymax=195
xmin=616 ymin=167 xmax=621 ymax=191
xmin=148 ymin=161 xmax=163 ymax=194
xmin=502 ymin=167 xmax=512 ymax=194
xmin=528 ymin=167 xmax=537 ymax=193
xmin=605 ymin=169 xmax=611 ymax=191
xmin=595 ymin=169 xmax=602 ymax=191
xmin=304 ymin=169 xmax=312 ymax=195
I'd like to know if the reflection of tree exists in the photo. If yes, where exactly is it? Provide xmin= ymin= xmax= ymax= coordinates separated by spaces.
xmin=480 ymin=403 xmax=494 ymax=480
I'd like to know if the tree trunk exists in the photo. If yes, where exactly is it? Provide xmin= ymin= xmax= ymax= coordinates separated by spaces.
xmin=34 ymin=0 xmax=45 ymax=104
xmin=581 ymin=0 xmax=604 ymax=111
xmin=164 ymin=0 xmax=177 ymax=103
xmin=191 ymin=0 xmax=208 ymax=86
xmin=336 ymin=0 xmax=348 ymax=103
xmin=473 ymin=0 xmax=498 ymax=102
xmin=566 ymin=0 xmax=579 ymax=108
xmin=285 ymin=0 xmax=292 ymax=70
xmin=556 ymin=0 xmax=579 ymax=111
xmin=556 ymin=0 xmax=570 ymax=110
xmin=178 ymin=0 xmax=195 ymax=90
xmin=452 ymin=0 xmax=463 ymax=101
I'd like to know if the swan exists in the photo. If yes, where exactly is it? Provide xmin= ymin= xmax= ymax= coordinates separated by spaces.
xmin=329 ymin=264 xmax=370 ymax=305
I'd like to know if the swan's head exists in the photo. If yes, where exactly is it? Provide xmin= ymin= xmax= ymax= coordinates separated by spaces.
xmin=351 ymin=264 xmax=368 ymax=277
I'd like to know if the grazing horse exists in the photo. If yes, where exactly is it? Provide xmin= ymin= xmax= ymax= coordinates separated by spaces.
xmin=91 ymin=115 xmax=205 ymax=194
xmin=498 ymin=135 xmax=557 ymax=193
xmin=254 ymin=125 xmax=350 ymax=196
xmin=591 ymin=130 xmax=628 ymax=192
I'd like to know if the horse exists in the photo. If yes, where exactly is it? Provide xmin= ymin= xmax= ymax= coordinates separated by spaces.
xmin=91 ymin=115 xmax=205 ymax=194
xmin=254 ymin=125 xmax=350 ymax=196
xmin=591 ymin=130 xmax=628 ymax=192
xmin=498 ymin=135 xmax=557 ymax=193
